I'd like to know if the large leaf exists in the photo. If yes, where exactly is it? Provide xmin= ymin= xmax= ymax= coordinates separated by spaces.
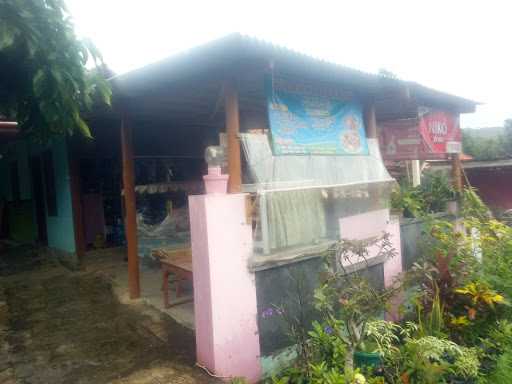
xmin=0 ymin=0 xmax=112 ymax=142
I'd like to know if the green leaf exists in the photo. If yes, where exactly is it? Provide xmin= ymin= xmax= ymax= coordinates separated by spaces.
xmin=0 ymin=0 xmax=111 ymax=142
xmin=33 ymin=69 xmax=46 ymax=98
xmin=75 ymin=115 xmax=92 ymax=138
xmin=0 ymin=24 xmax=16 ymax=49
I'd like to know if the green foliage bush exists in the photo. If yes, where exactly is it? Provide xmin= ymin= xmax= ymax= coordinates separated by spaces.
xmin=484 ymin=350 xmax=512 ymax=384
xmin=267 ymin=187 xmax=512 ymax=383
xmin=0 ymin=0 xmax=111 ymax=141
xmin=391 ymin=171 xmax=455 ymax=218
xmin=421 ymin=172 xmax=456 ymax=213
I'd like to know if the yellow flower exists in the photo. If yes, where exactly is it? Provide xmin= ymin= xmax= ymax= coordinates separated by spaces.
xmin=455 ymin=282 xmax=506 ymax=308
xmin=450 ymin=316 xmax=470 ymax=326
xmin=353 ymin=373 xmax=366 ymax=384
xmin=488 ymin=294 xmax=504 ymax=304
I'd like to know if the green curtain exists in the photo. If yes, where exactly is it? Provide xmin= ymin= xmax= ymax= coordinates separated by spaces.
xmin=266 ymin=189 xmax=326 ymax=250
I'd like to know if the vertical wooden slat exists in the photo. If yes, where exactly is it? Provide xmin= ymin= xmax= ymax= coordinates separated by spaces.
xmin=121 ymin=117 xmax=140 ymax=299
xmin=224 ymin=80 xmax=242 ymax=193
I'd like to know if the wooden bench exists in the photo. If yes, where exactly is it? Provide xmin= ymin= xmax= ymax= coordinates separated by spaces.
xmin=152 ymin=248 xmax=193 ymax=308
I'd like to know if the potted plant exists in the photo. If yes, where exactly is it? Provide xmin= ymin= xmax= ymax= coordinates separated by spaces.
xmin=354 ymin=338 xmax=382 ymax=370
xmin=314 ymin=234 xmax=399 ymax=379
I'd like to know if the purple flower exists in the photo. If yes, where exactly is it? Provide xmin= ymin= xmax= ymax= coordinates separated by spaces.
xmin=262 ymin=308 xmax=274 ymax=319
xmin=324 ymin=326 xmax=334 ymax=335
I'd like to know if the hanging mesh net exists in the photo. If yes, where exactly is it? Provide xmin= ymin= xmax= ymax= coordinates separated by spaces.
xmin=240 ymin=134 xmax=393 ymax=191
xmin=240 ymin=133 xmax=395 ymax=254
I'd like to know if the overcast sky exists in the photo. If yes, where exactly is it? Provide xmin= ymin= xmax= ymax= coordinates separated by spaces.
xmin=66 ymin=0 xmax=511 ymax=129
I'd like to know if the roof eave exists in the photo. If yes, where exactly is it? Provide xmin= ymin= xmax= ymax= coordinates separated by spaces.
xmin=109 ymin=33 xmax=479 ymax=113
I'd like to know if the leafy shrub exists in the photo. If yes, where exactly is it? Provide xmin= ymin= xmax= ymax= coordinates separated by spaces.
xmin=265 ymin=235 xmax=397 ymax=383
xmin=314 ymin=235 xmax=398 ymax=378
xmin=391 ymin=171 xmax=455 ymax=218
xmin=485 ymin=350 xmax=512 ymax=384
xmin=420 ymin=171 xmax=455 ymax=213
xmin=308 ymin=321 xmax=346 ymax=370
xmin=230 ymin=378 xmax=248 ymax=384
xmin=366 ymin=321 xmax=480 ymax=384
xmin=391 ymin=185 xmax=425 ymax=218
xmin=266 ymin=187 xmax=512 ymax=383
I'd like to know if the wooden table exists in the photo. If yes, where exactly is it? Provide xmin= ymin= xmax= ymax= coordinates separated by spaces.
xmin=152 ymin=248 xmax=193 ymax=308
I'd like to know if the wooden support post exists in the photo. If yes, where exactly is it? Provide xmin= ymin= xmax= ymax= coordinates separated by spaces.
xmin=224 ymin=80 xmax=242 ymax=193
xmin=452 ymin=153 xmax=463 ymax=194
xmin=451 ymin=153 xmax=464 ymax=230
xmin=411 ymin=160 xmax=421 ymax=187
xmin=364 ymin=103 xmax=378 ymax=139
xmin=121 ymin=117 xmax=140 ymax=299
xmin=68 ymin=146 xmax=86 ymax=261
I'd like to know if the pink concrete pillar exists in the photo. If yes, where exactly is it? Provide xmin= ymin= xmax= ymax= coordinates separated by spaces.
xmin=339 ymin=209 xmax=391 ymax=241
xmin=338 ymin=209 xmax=402 ymax=282
xmin=382 ymin=215 xmax=403 ymax=289
xmin=189 ymin=193 xmax=261 ymax=383
xmin=383 ymin=214 xmax=403 ymax=322
xmin=339 ymin=209 xmax=394 ymax=267
xmin=338 ymin=209 xmax=403 ymax=321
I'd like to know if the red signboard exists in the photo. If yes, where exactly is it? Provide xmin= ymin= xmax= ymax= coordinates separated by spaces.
xmin=379 ymin=110 xmax=461 ymax=160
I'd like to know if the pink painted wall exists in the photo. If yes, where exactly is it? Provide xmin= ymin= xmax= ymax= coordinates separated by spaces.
xmin=339 ymin=209 xmax=391 ymax=268
xmin=340 ymin=209 xmax=403 ymax=321
xmin=338 ymin=209 xmax=402 ymax=285
xmin=339 ymin=209 xmax=390 ymax=241
xmin=383 ymin=215 xmax=402 ymax=288
xmin=382 ymin=215 xmax=403 ymax=321
xmin=339 ymin=209 xmax=403 ymax=320
xmin=189 ymin=193 xmax=261 ymax=383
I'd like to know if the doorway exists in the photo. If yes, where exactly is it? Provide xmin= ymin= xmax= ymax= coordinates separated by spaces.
xmin=30 ymin=156 xmax=48 ymax=245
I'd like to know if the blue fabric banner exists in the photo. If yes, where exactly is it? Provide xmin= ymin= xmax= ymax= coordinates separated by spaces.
xmin=267 ymin=85 xmax=368 ymax=156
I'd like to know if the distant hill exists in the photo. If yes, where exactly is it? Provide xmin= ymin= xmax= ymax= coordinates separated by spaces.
xmin=463 ymin=127 xmax=504 ymax=138
xmin=462 ymin=126 xmax=511 ymax=161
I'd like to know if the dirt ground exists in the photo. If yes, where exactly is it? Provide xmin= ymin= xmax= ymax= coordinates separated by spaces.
xmin=0 ymin=245 xmax=219 ymax=384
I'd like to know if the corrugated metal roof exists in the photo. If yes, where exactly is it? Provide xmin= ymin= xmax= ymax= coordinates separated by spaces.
xmin=112 ymin=34 xmax=373 ymax=81
xmin=430 ymin=158 xmax=512 ymax=171
xmin=463 ymin=159 xmax=512 ymax=169
xmin=112 ymin=33 xmax=478 ymax=112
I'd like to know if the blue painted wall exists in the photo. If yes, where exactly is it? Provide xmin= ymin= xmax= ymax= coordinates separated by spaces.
xmin=41 ymin=139 xmax=76 ymax=253
xmin=28 ymin=139 xmax=76 ymax=253
xmin=1 ymin=138 xmax=76 ymax=253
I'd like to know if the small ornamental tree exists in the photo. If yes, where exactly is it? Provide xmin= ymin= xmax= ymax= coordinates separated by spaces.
xmin=0 ymin=0 xmax=111 ymax=141
xmin=315 ymin=234 xmax=398 ymax=378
